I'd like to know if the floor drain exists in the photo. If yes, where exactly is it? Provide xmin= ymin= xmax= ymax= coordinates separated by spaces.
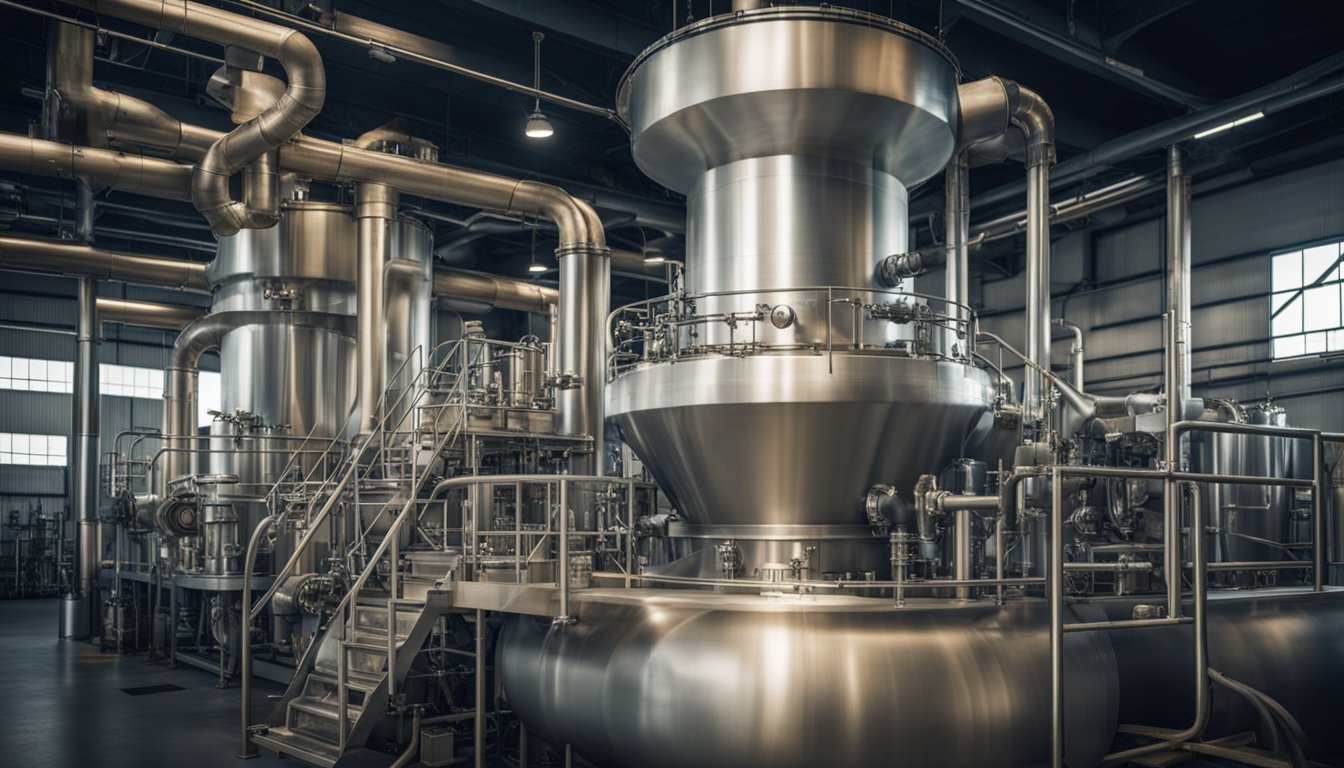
xmin=120 ymin=684 xmax=185 ymax=696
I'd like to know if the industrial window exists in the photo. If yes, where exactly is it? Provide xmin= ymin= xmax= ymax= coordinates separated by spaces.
xmin=0 ymin=356 xmax=74 ymax=393
xmin=101 ymin=363 xmax=165 ymax=399
xmin=0 ymin=432 xmax=68 ymax=466
xmin=0 ymin=357 xmax=221 ymax=418
xmin=1270 ymin=237 xmax=1344 ymax=359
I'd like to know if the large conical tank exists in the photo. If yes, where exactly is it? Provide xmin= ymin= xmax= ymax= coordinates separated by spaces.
xmin=608 ymin=6 xmax=994 ymax=527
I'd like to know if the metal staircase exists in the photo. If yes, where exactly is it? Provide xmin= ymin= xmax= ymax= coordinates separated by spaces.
xmin=244 ymin=342 xmax=477 ymax=766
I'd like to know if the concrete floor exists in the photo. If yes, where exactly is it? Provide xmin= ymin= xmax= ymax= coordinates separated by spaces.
xmin=0 ymin=598 xmax=297 ymax=768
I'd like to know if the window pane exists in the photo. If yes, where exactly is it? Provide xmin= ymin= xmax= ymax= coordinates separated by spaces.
xmin=0 ymin=357 xmax=9 ymax=377
xmin=1305 ymin=331 xmax=1328 ymax=354
xmin=1275 ymin=335 xmax=1306 ymax=359
xmin=1331 ymin=329 xmax=1344 ymax=351
xmin=1303 ymin=284 xmax=1340 ymax=331
xmin=1272 ymin=294 xmax=1303 ymax=336
xmin=1302 ymin=243 xmax=1339 ymax=284
xmin=1273 ymin=251 xmax=1302 ymax=292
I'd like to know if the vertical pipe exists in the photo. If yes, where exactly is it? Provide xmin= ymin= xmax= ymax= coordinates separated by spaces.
xmin=356 ymin=183 xmax=398 ymax=435
xmin=1313 ymin=435 xmax=1324 ymax=590
xmin=1165 ymin=145 xmax=1190 ymax=619
xmin=558 ymin=479 xmax=570 ymax=620
xmin=944 ymin=154 xmax=970 ymax=322
xmin=954 ymin=508 xmax=973 ymax=600
xmin=73 ymin=276 xmax=101 ymax=638
xmin=1024 ymin=161 xmax=1051 ymax=424
xmin=557 ymin=247 xmax=610 ymax=476
xmin=1049 ymin=467 xmax=1064 ymax=768
xmin=1166 ymin=146 xmax=1192 ymax=416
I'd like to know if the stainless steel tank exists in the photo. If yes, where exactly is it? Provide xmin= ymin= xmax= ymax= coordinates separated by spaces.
xmin=500 ymin=591 xmax=1120 ymax=768
xmin=1193 ymin=402 xmax=1310 ymax=569
xmin=608 ymin=6 xmax=994 ymax=533
xmin=202 ymin=201 xmax=432 ymax=572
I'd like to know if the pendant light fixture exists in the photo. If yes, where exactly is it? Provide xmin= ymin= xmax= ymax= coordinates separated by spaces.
xmin=525 ymin=31 xmax=554 ymax=139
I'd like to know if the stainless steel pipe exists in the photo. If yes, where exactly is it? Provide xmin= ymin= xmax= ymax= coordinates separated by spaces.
xmin=0 ymin=133 xmax=194 ymax=200
xmin=0 ymin=235 xmax=209 ymax=291
xmin=72 ymin=278 xmax=100 ymax=637
xmin=1166 ymin=146 xmax=1194 ymax=417
xmin=355 ymin=182 xmax=397 ymax=434
xmin=944 ymin=153 xmax=970 ymax=322
xmin=1053 ymin=318 xmax=1085 ymax=391
xmin=96 ymin=298 xmax=206 ymax=329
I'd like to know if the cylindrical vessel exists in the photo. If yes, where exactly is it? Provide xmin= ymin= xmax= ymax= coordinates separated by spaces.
xmin=609 ymin=6 xmax=989 ymax=532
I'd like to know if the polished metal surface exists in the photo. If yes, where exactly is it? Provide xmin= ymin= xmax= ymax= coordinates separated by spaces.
xmin=686 ymin=155 xmax=909 ymax=348
xmin=609 ymin=354 xmax=995 ymax=526
xmin=500 ymin=591 xmax=1119 ymax=768
xmin=617 ymin=7 xmax=960 ymax=193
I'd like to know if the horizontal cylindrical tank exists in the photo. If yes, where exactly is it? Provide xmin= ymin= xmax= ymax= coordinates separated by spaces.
xmin=500 ymin=591 xmax=1118 ymax=768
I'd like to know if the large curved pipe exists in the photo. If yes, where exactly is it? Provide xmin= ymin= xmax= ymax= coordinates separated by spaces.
xmin=47 ymin=22 xmax=218 ymax=160
xmin=64 ymin=0 xmax=326 ymax=236
xmin=161 ymin=310 xmax=354 ymax=488
xmin=955 ymin=77 xmax=1055 ymax=425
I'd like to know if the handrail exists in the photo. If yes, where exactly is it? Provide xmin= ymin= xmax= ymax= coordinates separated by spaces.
xmin=607 ymin=284 xmax=977 ymax=376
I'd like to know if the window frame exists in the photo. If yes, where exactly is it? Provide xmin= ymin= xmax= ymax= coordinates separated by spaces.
xmin=1268 ymin=235 xmax=1344 ymax=361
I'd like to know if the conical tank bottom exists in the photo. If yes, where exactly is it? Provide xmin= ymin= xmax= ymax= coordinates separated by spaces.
xmin=608 ymin=354 xmax=995 ymax=527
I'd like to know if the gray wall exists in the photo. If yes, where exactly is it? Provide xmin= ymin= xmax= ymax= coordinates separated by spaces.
xmin=963 ymin=155 xmax=1344 ymax=432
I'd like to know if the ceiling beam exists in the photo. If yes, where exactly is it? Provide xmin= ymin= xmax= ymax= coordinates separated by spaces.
xmin=1102 ymin=0 xmax=1199 ymax=53
xmin=952 ymin=0 xmax=1208 ymax=110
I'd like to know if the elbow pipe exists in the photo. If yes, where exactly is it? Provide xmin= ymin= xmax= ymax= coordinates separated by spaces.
xmin=1053 ymin=317 xmax=1085 ymax=392
xmin=161 ymin=310 xmax=354 ymax=488
xmin=278 ymin=138 xmax=605 ymax=250
xmin=65 ymin=0 xmax=326 ymax=237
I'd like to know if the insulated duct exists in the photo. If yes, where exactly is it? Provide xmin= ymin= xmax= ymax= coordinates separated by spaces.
xmin=63 ymin=0 xmax=326 ymax=236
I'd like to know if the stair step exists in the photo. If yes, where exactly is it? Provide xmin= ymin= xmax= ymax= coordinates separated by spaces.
xmin=288 ymin=698 xmax=357 ymax=743
xmin=309 ymin=669 xmax=382 ymax=693
xmin=301 ymin=671 xmax=376 ymax=711
xmin=252 ymin=727 xmax=340 ymax=768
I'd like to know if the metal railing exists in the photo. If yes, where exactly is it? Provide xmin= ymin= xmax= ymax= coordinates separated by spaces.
xmin=607 ymin=285 xmax=977 ymax=377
